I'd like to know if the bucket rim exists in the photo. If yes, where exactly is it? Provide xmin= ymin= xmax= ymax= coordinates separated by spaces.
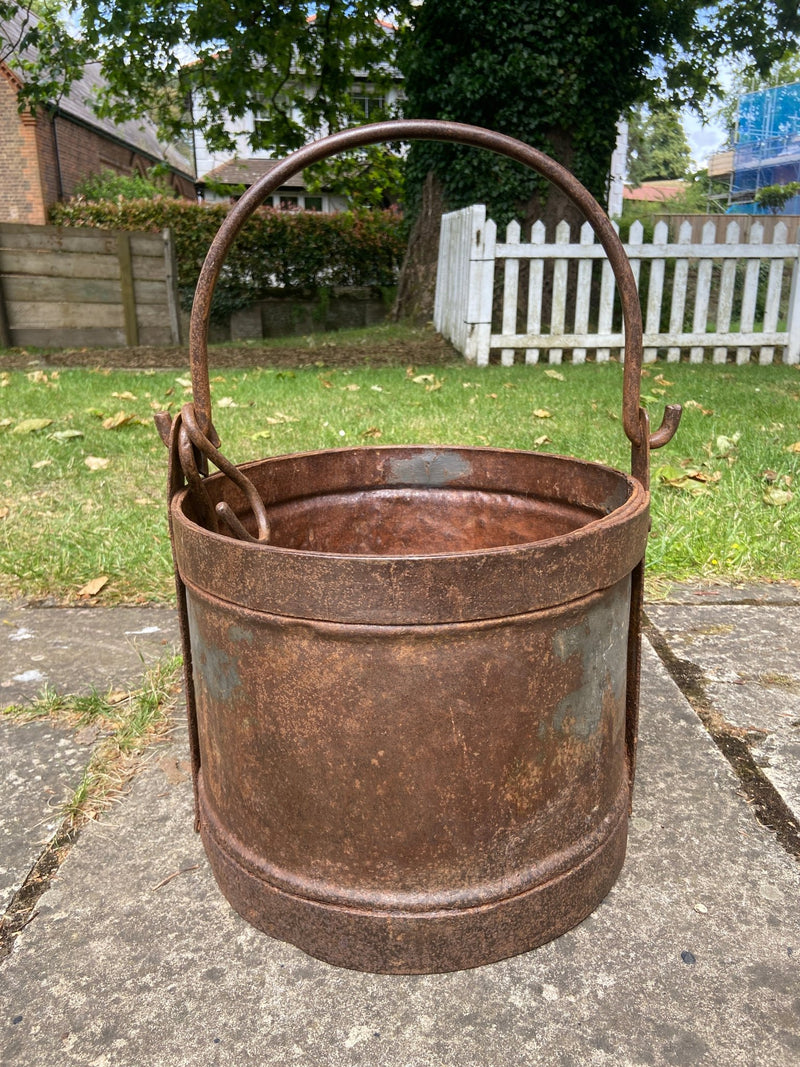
xmin=171 ymin=443 xmax=648 ymax=565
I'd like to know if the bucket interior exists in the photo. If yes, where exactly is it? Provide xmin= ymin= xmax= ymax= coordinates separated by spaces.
xmin=183 ymin=446 xmax=636 ymax=558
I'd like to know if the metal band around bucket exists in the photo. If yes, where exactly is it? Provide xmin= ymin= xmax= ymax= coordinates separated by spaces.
xmin=185 ymin=119 xmax=681 ymax=498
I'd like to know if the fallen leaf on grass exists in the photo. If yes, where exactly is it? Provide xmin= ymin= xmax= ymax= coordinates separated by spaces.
xmin=534 ymin=435 xmax=551 ymax=446
xmin=656 ymin=465 xmax=721 ymax=494
xmin=0 ymin=506 xmax=9 ymax=520
xmin=544 ymin=369 xmax=564 ymax=380
xmin=85 ymin=456 xmax=110 ymax=471
xmin=412 ymin=373 xmax=443 ymax=391
xmin=717 ymin=433 xmax=739 ymax=452
xmin=77 ymin=575 xmax=108 ymax=598
xmin=342 ymin=383 xmax=361 ymax=392
xmin=102 ymin=411 xmax=137 ymax=430
xmin=763 ymin=487 xmax=793 ymax=507
xmin=263 ymin=411 xmax=298 ymax=425
xmin=533 ymin=409 xmax=552 ymax=419
xmin=684 ymin=400 xmax=714 ymax=416
xmin=251 ymin=430 xmax=272 ymax=441
xmin=49 ymin=429 xmax=84 ymax=443
xmin=12 ymin=418 xmax=52 ymax=434
xmin=788 ymin=442 xmax=800 ymax=454
xmin=26 ymin=370 xmax=49 ymax=384
xmin=32 ymin=459 xmax=52 ymax=469
xmin=361 ymin=426 xmax=382 ymax=439
xmin=654 ymin=374 xmax=673 ymax=386
xmin=111 ymin=391 xmax=138 ymax=401
xmin=216 ymin=396 xmax=238 ymax=408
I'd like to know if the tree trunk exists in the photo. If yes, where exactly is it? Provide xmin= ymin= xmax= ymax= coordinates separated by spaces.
xmin=392 ymin=171 xmax=444 ymax=323
xmin=394 ymin=128 xmax=594 ymax=326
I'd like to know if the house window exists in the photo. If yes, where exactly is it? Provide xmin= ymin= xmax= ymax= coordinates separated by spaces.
xmin=350 ymin=92 xmax=386 ymax=120
xmin=304 ymin=196 xmax=323 ymax=211
xmin=278 ymin=195 xmax=299 ymax=209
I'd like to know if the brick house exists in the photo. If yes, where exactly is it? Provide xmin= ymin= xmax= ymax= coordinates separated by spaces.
xmin=0 ymin=12 xmax=195 ymax=224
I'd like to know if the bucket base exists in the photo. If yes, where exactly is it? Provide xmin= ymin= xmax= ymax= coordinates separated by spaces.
xmin=199 ymin=780 xmax=629 ymax=974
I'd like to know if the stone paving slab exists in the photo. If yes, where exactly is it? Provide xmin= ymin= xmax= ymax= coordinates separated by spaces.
xmin=0 ymin=718 xmax=88 ymax=912
xmin=1 ymin=603 xmax=180 ymax=915
xmin=0 ymin=604 xmax=179 ymax=708
xmin=1 ymin=643 xmax=798 ymax=1067
xmin=655 ymin=581 xmax=800 ymax=605
xmin=646 ymin=602 xmax=800 ymax=822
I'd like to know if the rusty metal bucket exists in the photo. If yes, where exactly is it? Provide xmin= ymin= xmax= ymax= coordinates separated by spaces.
xmin=156 ymin=120 xmax=681 ymax=974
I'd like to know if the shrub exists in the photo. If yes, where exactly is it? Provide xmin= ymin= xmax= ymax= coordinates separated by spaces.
xmin=72 ymin=167 xmax=175 ymax=202
xmin=49 ymin=198 xmax=406 ymax=319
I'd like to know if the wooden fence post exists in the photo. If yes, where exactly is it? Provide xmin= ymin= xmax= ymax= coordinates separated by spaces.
xmin=737 ymin=223 xmax=763 ymax=364
xmin=714 ymin=221 xmax=739 ymax=363
xmin=690 ymin=221 xmax=716 ymax=363
xmin=667 ymin=221 xmax=692 ymax=363
xmin=465 ymin=207 xmax=495 ymax=365
xmin=162 ymin=228 xmax=182 ymax=345
xmin=501 ymin=220 xmax=520 ymax=366
xmin=525 ymin=221 xmax=545 ymax=364
xmin=0 ymin=273 xmax=11 ymax=348
xmin=116 ymin=232 xmax=139 ymax=346
xmin=786 ymin=239 xmax=800 ymax=365
xmin=760 ymin=220 xmax=787 ymax=365
xmin=572 ymin=221 xmax=594 ymax=365
xmin=644 ymin=220 xmax=668 ymax=363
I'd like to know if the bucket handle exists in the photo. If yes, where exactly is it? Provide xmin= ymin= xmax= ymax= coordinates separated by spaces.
xmin=161 ymin=120 xmax=680 ymax=534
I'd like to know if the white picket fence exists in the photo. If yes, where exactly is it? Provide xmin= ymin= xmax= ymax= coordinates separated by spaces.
xmin=433 ymin=204 xmax=800 ymax=366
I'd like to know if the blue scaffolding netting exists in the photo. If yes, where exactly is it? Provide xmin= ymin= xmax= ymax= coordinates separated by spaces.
xmin=729 ymin=81 xmax=800 ymax=213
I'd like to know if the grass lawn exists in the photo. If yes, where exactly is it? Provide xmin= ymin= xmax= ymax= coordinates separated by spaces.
xmin=1 ymin=350 xmax=798 ymax=604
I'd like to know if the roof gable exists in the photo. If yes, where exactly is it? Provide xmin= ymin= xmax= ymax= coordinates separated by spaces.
xmin=0 ymin=9 xmax=193 ymax=177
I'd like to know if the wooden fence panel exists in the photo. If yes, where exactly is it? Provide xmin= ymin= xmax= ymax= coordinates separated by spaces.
xmin=435 ymin=208 xmax=800 ymax=365
xmin=0 ymin=222 xmax=182 ymax=348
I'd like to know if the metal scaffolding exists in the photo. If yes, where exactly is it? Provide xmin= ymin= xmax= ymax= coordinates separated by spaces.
xmin=730 ymin=81 xmax=800 ymax=213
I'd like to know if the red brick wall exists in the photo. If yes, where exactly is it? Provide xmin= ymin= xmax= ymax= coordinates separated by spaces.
xmin=0 ymin=60 xmax=194 ymax=222
xmin=53 ymin=118 xmax=195 ymax=201
xmin=0 ymin=66 xmax=47 ymax=224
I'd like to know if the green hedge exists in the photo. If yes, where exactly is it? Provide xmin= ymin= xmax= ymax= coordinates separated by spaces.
xmin=49 ymin=198 xmax=406 ymax=319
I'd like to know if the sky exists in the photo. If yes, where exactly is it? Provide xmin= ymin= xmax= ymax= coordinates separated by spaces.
xmin=684 ymin=108 xmax=728 ymax=168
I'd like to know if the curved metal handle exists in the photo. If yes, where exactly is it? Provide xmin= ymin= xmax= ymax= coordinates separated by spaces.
xmin=188 ymin=119 xmax=680 ymax=476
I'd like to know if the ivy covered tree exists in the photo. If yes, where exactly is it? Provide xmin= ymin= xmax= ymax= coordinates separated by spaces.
xmin=394 ymin=0 xmax=800 ymax=318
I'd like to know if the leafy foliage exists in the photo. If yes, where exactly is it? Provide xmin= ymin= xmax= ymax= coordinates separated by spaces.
xmin=49 ymin=198 xmax=406 ymax=317
xmin=754 ymin=181 xmax=800 ymax=213
xmin=398 ymin=0 xmax=800 ymax=228
xmin=4 ymin=2 xmax=409 ymax=151
xmin=72 ymin=167 xmax=175 ymax=202
xmin=627 ymin=104 xmax=693 ymax=185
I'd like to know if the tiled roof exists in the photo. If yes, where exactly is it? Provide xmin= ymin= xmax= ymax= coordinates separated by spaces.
xmin=0 ymin=10 xmax=193 ymax=178
xmin=623 ymin=180 xmax=688 ymax=202
xmin=200 ymin=158 xmax=306 ymax=188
